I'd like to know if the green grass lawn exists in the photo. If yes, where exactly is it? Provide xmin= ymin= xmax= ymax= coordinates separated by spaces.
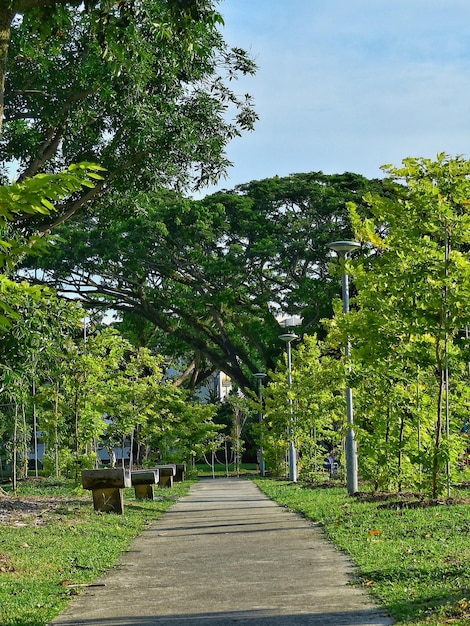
xmin=254 ymin=479 xmax=470 ymax=626
xmin=0 ymin=478 xmax=192 ymax=626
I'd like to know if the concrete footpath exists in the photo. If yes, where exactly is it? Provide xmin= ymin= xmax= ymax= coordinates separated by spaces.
xmin=50 ymin=478 xmax=394 ymax=626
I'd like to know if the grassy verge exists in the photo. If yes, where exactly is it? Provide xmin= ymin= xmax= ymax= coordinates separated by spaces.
xmin=254 ymin=479 xmax=470 ymax=625
xmin=0 ymin=478 xmax=192 ymax=626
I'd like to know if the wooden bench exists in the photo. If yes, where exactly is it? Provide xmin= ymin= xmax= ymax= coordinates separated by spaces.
xmin=131 ymin=469 xmax=159 ymax=500
xmin=81 ymin=468 xmax=131 ymax=514
xmin=154 ymin=464 xmax=176 ymax=488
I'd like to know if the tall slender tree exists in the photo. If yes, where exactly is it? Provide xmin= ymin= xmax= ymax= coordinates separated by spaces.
xmin=343 ymin=154 xmax=470 ymax=496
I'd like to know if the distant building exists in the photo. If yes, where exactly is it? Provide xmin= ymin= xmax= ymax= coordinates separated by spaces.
xmin=197 ymin=371 xmax=233 ymax=402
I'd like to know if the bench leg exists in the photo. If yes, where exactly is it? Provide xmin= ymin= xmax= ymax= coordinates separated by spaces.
xmin=134 ymin=484 xmax=155 ymax=500
xmin=158 ymin=476 xmax=174 ymax=488
xmin=91 ymin=487 xmax=125 ymax=514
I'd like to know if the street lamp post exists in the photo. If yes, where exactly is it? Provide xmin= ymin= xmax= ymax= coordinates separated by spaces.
xmin=254 ymin=372 xmax=267 ymax=476
xmin=279 ymin=332 xmax=299 ymax=483
xmin=328 ymin=240 xmax=360 ymax=496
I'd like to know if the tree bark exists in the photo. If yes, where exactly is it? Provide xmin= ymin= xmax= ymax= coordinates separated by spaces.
xmin=433 ymin=345 xmax=445 ymax=499
xmin=0 ymin=4 xmax=13 ymax=137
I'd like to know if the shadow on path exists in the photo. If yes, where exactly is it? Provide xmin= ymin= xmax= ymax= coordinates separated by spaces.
xmin=49 ymin=479 xmax=394 ymax=626
xmin=51 ymin=608 xmax=392 ymax=626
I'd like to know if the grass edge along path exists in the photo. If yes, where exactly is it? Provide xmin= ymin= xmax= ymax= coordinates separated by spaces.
xmin=0 ymin=480 xmax=192 ymax=626
xmin=254 ymin=479 xmax=470 ymax=626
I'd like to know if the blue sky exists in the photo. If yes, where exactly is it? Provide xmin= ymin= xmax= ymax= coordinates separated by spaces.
xmin=204 ymin=0 xmax=470 ymax=192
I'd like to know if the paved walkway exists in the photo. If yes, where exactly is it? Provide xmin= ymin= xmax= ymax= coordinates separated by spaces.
xmin=50 ymin=478 xmax=394 ymax=626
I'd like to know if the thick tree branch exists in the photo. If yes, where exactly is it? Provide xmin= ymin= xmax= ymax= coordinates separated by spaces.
xmin=18 ymin=88 xmax=97 ymax=181
xmin=19 ymin=124 xmax=66 ymax=181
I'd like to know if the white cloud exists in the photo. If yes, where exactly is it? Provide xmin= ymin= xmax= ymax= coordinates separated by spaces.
xmin=202 ymin=0 xmax=470 ymax=193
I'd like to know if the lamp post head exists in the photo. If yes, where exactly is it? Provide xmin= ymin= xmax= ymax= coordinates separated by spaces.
xmin=327 ymin=240 xmax=361 ymax=258
xmin=254 ymin=372 xmax=267 ymax=379
xmin=279 ymin=332 xmax=299 ymax=343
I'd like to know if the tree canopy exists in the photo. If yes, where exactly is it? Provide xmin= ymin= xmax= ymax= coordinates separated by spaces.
xmin=28 ymin=171 xmax=395 ymax=391
xmin=1 ymin=0 xmax=257 ymax=232
xmin=0 ymin=0 xmax=255 ymax=480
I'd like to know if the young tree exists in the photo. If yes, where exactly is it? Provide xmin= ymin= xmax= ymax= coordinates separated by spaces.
xmin=260 ymin=335 xmax=343 ymax=478
xmin=344 ymin=154 xmax=470 ymax=496
xmin=0 ymin=279 xmax=85 ymax=483
xmin=141 ymin=383 xmax=220 ymax=468
xmin=102 ymin=343 xmax=166 ymax=468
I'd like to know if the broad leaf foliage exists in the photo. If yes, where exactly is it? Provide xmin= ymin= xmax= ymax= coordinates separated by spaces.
xmin=29 ymin=172 xmax=392 ymax=390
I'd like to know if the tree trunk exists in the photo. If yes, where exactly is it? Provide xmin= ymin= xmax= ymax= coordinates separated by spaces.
xmin=21 ymin=401 xmax=28 ymax=478
xmin=54 ymin=381 xmax=60 ymax=478
xmin=433 ymin=362 xmax=445 ymax=499
xmin=397 ymin=413 xmax=405 ymax=492
xmin=74 ymin=388 xmax=80 ymax=480
xmin=377 ymin=402 xmax=391 ymax=492
xmin=0 ymin=5 xmax=12 ymax=137
xmin=12 ymin=403 xmax=18 ymax=494
xmin=32 ymin=376 xmax=38 ymax=477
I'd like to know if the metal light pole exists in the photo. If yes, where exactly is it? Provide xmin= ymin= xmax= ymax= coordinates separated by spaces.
xmin=279 ymin=332 xmax=299 ymax=482
xmin=254 ymin=372 xmax=267 ymax=476
xmin=328 ymin=240 xmax=360 ymax=495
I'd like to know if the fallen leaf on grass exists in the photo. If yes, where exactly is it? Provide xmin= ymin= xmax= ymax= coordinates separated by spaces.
xmin=0 ymin=553 xmax=16 ymax=572
xmin=368 ymin=529 xmax=382 ymax=536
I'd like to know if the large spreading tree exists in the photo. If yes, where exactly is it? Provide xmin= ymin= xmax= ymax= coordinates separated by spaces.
xmin=28 ymin=171 xmax=395 ymax=391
